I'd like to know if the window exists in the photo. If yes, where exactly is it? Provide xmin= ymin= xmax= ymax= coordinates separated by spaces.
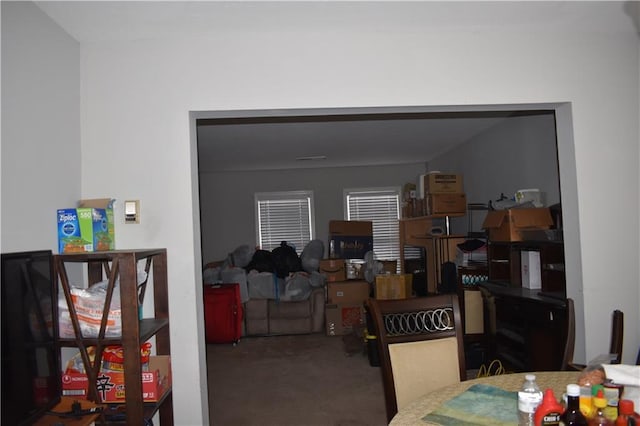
xmin=345 ymin=187 xmax=402 ymax=262
xmin=255 ymin=191 xmax=314 ymax=254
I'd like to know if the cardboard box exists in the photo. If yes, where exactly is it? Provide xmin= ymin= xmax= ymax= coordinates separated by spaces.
xmin=426 ymin=193 xmax=467 ymax=215
xmin=420 ymin=173 xmax=464 ymax=196
xmin=61 ymin=355 xmax=171 ymax=403
xmin=482 ymin=208 xmax=554 ymax=242
xmin=319 ymin=259 xmax=346 ymax=282
xmin=329 ymin=220 xmax=373 ymax=259
xmin=374 ymin=274 xmax=413 ymax=300
xmin=521 ymin=250 xmax=542 ymax=289
xmin=326 ymin=280 xmax=370 ymax=304
xmin=329 ymin=220 xmax=373 ymax=236
xmin=325 ymin=303 xmax=365 ymax=336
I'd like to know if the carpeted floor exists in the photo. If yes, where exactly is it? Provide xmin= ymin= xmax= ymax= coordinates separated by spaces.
xmin=206 ymin=333 xmax=387 ymax=426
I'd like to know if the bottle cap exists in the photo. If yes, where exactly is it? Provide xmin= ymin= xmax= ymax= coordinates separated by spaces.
xmin=526 ymin=374 xmax=536 ymax=381
xmin=618 ymin=399 xmax=634 ymax=415
xmin=567 ymin=384 xmax=580 ymax=396
xmin=542 ymin=388 xmax=558 ymax=402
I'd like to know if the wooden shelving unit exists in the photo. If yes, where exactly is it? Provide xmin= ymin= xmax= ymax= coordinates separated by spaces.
xmin=54 ymin=249 xmax=172 ymax=425
xmin=398 ymin=214 xmax=465 ymax=294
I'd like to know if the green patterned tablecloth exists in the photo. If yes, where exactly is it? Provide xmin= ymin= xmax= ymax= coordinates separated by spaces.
xmin=390 ymin=371 xmax=579 ymax=425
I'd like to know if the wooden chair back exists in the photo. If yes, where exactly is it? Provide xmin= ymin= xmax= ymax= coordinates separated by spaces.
xmin=366 ymin=294 xmax=466 ymax=423
xmin=562 ymin=299 xmax=625 ymax=369
xmin=561 ymin=298 xmax=576 ymax=371
xmin=609 ymin=310 xmax=624 ymax=364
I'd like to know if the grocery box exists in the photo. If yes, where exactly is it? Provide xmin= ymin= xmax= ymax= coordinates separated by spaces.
xmin=325 ymin=303 xmax=365 ymax=336
xmin=57 ymin=207 xmax=111 ymax=253
xmin=482 ymin=208 xmax=554 ymax=242
xmin=419 ymin=173 xmax=464 ymax=196
xmin=319 ymin=259 xmax=346 ymax=282
xmin=426 ymin=193 xmax=467 ymax=215
xmin=79 ymin=199 xmax=115 ymax=250
xmin=61 ymin=355 xmax=171 ymax=403
xmin=326 ymin=280 xmax=370 ymax=304
xmin=329 ymin=220 xmax=373 ymax=259
xmin=374 ymin=274 xmax=413 ymax=300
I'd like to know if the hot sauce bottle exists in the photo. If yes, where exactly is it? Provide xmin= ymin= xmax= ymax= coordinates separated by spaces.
xmin=535 ymin=388 xmax=564 ymax=425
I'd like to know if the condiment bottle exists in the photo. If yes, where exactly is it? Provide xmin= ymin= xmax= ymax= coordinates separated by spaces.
xmin=588 ymin=389 xmax=612 ymax=426
xmin=580 ymin=385 xmax=595 ymax=419
xmin=603 ymin=387 xmax=619 ymax=422
xmin=535 ymin=388 xmax=564 ymax=426
xmin=561 ymin=384 xmax=588 ymax=425
xmin=616 ymin=399 xmax=640 ymax=425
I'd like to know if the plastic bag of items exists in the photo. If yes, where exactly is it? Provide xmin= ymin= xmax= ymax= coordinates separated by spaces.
xmin=59 ymin=264 xmax=148 ymax=338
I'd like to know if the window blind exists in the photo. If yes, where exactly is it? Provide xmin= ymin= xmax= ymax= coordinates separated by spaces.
xmin=256 ymin=191 xmax=314 ymax=254
xmin=345 ymin=188 xmax=401 ymax=265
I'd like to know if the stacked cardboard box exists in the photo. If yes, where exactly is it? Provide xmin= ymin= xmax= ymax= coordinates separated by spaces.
xmin=328 ymin=220 xmax=373 ymax=259
xmin=325 ymin=280 xmax=370 ymax=336
xmin=403 ymin=173 xmax=466 ymax=218
xmin=373 ymin=274 xmax=413 ymax=300
xmin=421 ymin=173 xmax=466 ymax=216
xmin=323 ymin=220 xmax=376 ymax=336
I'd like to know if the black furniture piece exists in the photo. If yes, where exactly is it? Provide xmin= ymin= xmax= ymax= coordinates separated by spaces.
xmin=1 ymin=250 xmax=61 ymax=425
xmin=479 ymin=281 xmax=568 ymax=372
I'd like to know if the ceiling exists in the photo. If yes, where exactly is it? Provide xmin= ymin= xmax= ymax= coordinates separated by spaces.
xmin=195 ymin=110 xmax=516 ymax=172
xmin=32 ymin=1 xmax=637 ymax=172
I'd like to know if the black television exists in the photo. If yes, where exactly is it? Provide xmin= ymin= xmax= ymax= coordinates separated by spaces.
xmin=1 ymin=250 xmax=61 ymax=425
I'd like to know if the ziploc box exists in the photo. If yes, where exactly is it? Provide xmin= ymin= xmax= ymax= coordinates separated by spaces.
xmin=57 ymin=207 xmax=111 ymax=253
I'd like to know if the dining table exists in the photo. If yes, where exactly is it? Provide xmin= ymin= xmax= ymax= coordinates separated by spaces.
xmin=389 ymin=370 xmax=581 ymax=425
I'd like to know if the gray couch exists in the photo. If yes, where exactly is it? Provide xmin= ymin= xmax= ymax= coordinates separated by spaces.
xmin=244 ymin=287 xmax=325 ymax=336
xmin=205 ymin=240 xmax=327 ymax=336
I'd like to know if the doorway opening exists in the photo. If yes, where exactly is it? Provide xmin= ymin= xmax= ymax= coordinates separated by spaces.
xmin=189 ymin=102 xmax=582 ymax=422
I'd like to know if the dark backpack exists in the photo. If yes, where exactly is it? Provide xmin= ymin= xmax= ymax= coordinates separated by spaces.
xmin=271 ymin=241 xmax=302 ymax=278
xmin=246 ymin=250 xmax=276 ymax=273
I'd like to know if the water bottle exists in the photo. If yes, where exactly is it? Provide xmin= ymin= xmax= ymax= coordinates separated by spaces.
xmin=519 ymin=374 xmax=543 ymax=426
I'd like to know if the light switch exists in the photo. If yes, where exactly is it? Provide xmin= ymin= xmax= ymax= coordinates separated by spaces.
xmin=124 ymin=200 xmax=140 ymax=224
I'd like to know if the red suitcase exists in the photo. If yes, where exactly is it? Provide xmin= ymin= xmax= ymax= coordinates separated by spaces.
xmin=204 ymin=283 xmax=243 ymax=344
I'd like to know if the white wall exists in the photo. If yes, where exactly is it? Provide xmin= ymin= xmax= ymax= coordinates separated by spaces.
xmin=5 ymin=3 xmax=639 ymax=425
xmin=1 ymin=1 xmax=80 ymax=252
xmin=200 ymin=163 xmax=425 ymax=262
